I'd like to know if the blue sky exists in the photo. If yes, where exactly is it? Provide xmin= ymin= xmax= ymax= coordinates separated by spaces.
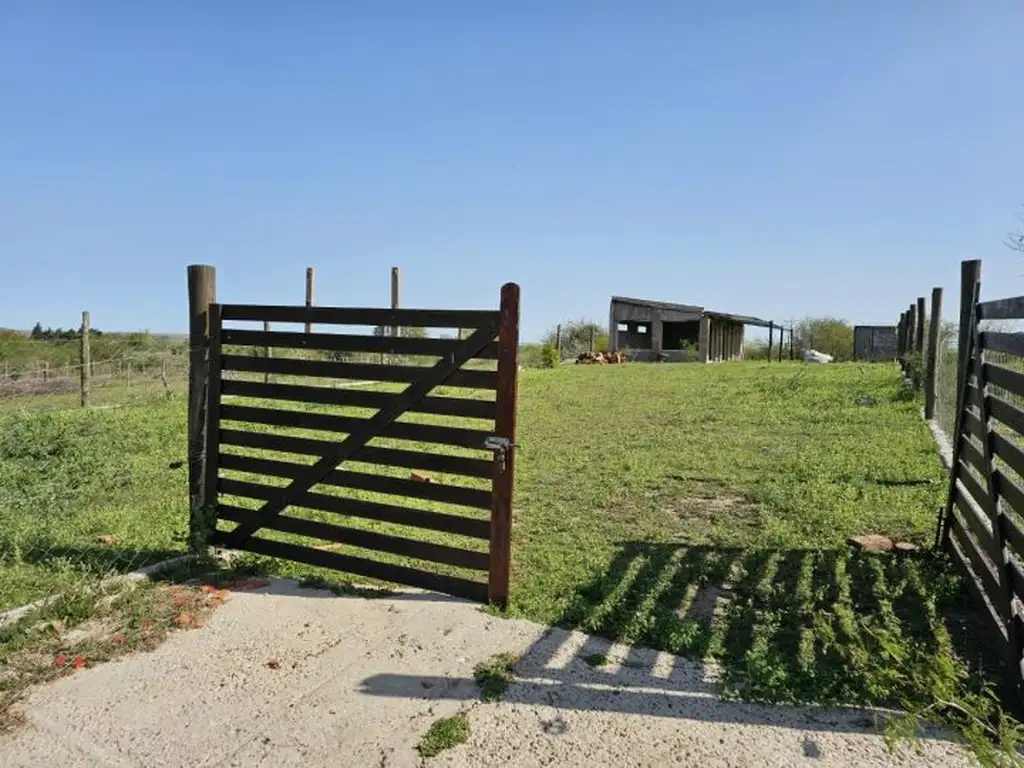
xmin=2 ymin=2 xmax=1023 ymax=341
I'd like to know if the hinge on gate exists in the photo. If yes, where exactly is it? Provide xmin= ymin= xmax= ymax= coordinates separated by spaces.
xmin=484 ymin=435 xmax=514 ymax=470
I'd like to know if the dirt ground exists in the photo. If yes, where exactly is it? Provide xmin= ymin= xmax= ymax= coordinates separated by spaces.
xmin=0 ymin=578 xmax=971 ymax=767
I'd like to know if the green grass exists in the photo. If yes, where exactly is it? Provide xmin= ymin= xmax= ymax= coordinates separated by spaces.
xmin=417 ymin=713 xmax=470 ymax=758
xmin=472 ymin=652 xmax=518 ymax=701
xmin=1 ymin=361 xmax=1012 ymax=747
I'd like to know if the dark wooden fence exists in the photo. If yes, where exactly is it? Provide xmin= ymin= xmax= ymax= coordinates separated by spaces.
xmin=936 ymin=259 xmax=1024 ymax=691
xmin=186 ymin=265 xmax=520 ymax=606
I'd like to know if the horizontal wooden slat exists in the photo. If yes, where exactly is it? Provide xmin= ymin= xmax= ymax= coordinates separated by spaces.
xmin=962 ymin=409 xmax=986 ymax=442
xmin=959 ymin=435 xmax=987 ymax=477
xmin=953 ymin=481 xmax=995 ymax=553
xmin=949 ymin=522 xmax=1003 ymax=612
xmin=221 ymin=328 xmax=499 ymax=360
xmin=219 ymin=428 xmax=493 ymax=478
xmin=217 ymin=478 xmax=490 ymax=539
xmin=947 ymin=532 xmax=1009 ymax=640
xmin=208 ymin=531 xmax=488 ymax=602
xmin=221 ymin=379 xmax=496 ymax=421
xmin=220 ymin=453 xmax=491 ymax=509
xmin=220 ymin=405 xmax=492 ymax=450
xmin=979 ymin=296 xmax=1024 ymax=321
xmin=992 ymin=431 xmax=1024 ymax=481
xmin=221 ymin=355 xmax=497 ymax=390
xmin=995 ymin=468 xmax=1024 ymax=519
xmin=989 ymin=395 xmax=1024 ymax=436
xmin=221 ymin=304 xmax=499 ymax=330
xmin=1002 ymin=506 xmax=1024 ymax=559
xmin=956 ymin=460 xmax=991 ymax=511
xmin=985 ymin=363 xmax=1024 ymax=400
xmin=216 ymin=504 xmax=488 ymax=570
xmin=981 ymin=332 xmax=1024 ymax=359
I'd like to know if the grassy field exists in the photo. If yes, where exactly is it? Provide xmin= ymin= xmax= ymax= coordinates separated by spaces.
xmin=2 ymin=360 xmax=1012 ymax=746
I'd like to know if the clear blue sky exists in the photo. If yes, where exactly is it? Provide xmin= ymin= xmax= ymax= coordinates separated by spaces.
xmin=2 ymin=2 xmax=1023 ymax=341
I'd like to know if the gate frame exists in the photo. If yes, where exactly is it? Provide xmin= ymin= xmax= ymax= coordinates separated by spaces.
xmin=186 ymin=265 xmax=519 ymax=606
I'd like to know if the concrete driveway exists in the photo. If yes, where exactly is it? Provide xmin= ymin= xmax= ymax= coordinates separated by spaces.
xmin=0 ymin=578 xmax=970 ymax=767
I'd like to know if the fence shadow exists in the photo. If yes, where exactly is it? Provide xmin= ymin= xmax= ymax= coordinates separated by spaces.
xmin=358 ymin=541 xmax=991 ymax=739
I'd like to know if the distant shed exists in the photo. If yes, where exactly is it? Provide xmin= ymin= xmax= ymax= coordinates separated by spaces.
xmin=608 ymin=296 xmax=777 ymax=363
xmin=853 ymin=325 xmax=897 ymax=361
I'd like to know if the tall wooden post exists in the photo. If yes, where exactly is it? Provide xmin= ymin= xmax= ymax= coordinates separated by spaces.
xmin=915 ymin=296 xmax=926 ymax=354
xmin=778 ymin=328 xmax=784 ymax=362
xmin=906 ymin=304 xmax=916 ymax=358
xmin=389 ymin=268 xmax=401 ymax=337
xmin=304 ymin=266 xmax=315 ymax=334
xmin=790 ymin=324 xmax=795 ymax=360
xmin=490 ymin=283 xmax=520 ymax=608
xmin=555 ymin=324 xmax=562 ymax=361
xmin=80 ymin=311 xmax=90 ymax=407
xmin=263 ymin=319 xmax=272 ymax=384
xmin=589 ymin=326 xmax=595 ymax=353
xmin=188 ymin=265 xmax=217 ymax=551
xmin=939 ymin=259 xmax=982 ymax=549
xmin=698 ymin=315 xmax=710 ymax=363
xmin=924 ymin=287 xmax=943 ymax=420
xmin=767 ymin=322 xmax=774 ymax=362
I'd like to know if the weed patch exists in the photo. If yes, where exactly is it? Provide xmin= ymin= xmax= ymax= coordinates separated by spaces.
xmin=417 ymin=713 xmax=470 ymax=758
xmin=473 ymin=652 xmax=518 ymax=702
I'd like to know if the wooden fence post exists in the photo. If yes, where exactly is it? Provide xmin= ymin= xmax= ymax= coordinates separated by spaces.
xmin=789 ymin=326 xmax=795 ymax=360
xmin=897 ymin=313 xmax=904 ymax=359
xmin=555 ymin=324 xmax=561 ymax=361
xmin=779 ymin=328 xmax=785 ymax=362
xmin=188 ymin=264 xmax=217 ymax=551
xmin=767 ymin=321 xmax=774 ymax=361
xmin=305 ymin=266 xmax=315 ymax=334
xmin=939 ymin=259 xmax=981 ymax=549
xmin=263 ymin=320 xmax=272 ymax=384
xmin=924 ymin=287 xmax=943 ymax=420
xmin=916 ymin=296 xmax=926 ymax=354
xmin=391 ymin=266 xmax=401 ymax=338
xmin=80 ymin=311 xmax=90 ymax=407
xmin=490 ymin=283 xmax=520 ymax=608
xmin=589 ymin=326 xmax=595 ymax=353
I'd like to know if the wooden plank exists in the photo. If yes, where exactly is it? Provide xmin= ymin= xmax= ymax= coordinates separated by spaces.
xmin=960 ymin=435 xmax=987 ymax=477
xmin=981 ymin=332 xmax=1024 ymax=359
xmin=216 ymin=505 xmax=488 ymax=570
xmin=217 ymin=478 xmax=490 ymax=539
xmin=208 ymin=532 xmax=488 ymax=601
xmin=953 ymin=481 xmax=995 ymax=552
xmin=995 ymin=469 xmax=1024 ymax=519
xmin=962 ymin=408 xmax=986 ymax=442
xmin=947 ymin=532 xmax=1009 ymax=640
xmin=203 ymin=304 xmax=224 ymax=518
xmin=221 ymin=328 xmax=500 ymax=360
xmin=220 ymin=404 xmax=492 ymax=450
xmin=220 ymin=379 xmax=496 ymax=421
xmin=221 ymin=304 xmax=499 ymax=330
xmin=949 ymin=522 xmax=1003 ymax=610
xmin=965 ymin=384 xmax=982 ymax=409
xmin=219 ymin=428 xmax=492 ymax=478
xmin=221 ymin=355 xmax=497 ymax=390
xmin=989 ymin=395 xmax=1024 ymax=436
xmin=984 ymin=363 xmax=1024 ymax=400
xmin=957 ymin=460 xmax=991 ymax=511
xmin=219 ymin=453 xmax=492 ymax=509
xmin=992 ymin=431 xmax=1024 ymax=481
xmin=1001 ymin=503 xmax=1024 ymax=559
xmin=489 ymin=282 xmax=519 ymax=608
xmin=979 ymin=296 xmax=1024 ymax=321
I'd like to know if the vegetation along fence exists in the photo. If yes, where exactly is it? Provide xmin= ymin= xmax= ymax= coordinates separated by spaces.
xmin=187 ymin=265 xmax=521 ymax=606
xmin=923 ymin=259 xmax=1024 ymax=696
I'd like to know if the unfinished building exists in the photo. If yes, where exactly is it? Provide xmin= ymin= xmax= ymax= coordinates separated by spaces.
xmin=608 ymin=296 xmax=775 ymax=362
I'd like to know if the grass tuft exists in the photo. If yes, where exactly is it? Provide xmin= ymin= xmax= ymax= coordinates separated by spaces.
xmin=473 ymin=652 xmax=518 ymax=701
xmin=417 ymin=713 xmax=470 ymax=758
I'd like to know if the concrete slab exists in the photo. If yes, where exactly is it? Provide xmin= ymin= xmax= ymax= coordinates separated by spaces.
xmin=0 ymin=578 xmax=972 ymax=767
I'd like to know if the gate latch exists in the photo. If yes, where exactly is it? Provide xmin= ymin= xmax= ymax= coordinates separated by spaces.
xmin=483 ymin=436 xmax=514 ymax=470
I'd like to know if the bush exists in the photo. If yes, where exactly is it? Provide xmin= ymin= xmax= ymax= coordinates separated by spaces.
xmin=541 ymin=343 xmax=559 ymax=369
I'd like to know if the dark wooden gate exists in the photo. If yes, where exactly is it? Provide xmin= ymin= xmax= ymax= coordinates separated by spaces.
xmin=187 ymin=268 xmax=519 ymax=606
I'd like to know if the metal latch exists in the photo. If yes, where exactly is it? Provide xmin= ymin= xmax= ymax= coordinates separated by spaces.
xmin=483 ymin=436 xmax=514 ymax=470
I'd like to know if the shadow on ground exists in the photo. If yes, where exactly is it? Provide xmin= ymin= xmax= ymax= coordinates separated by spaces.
xmin=358 ymin=541 xmax=1004 ymax=740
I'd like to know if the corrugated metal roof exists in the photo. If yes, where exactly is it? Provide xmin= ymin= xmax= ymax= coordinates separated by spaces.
xmin=611 ymin=296 xmax=775 ymax=328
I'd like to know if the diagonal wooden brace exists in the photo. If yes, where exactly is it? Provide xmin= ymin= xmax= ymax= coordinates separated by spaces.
xmin=218 ymin=322 xmax=500 ymax=549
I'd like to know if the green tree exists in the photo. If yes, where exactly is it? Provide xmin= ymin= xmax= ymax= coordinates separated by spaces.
xmin=792 ymin=317 xmax=855 ymax=361
xmin=542 ymin=319 xmax=608 ymax=360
